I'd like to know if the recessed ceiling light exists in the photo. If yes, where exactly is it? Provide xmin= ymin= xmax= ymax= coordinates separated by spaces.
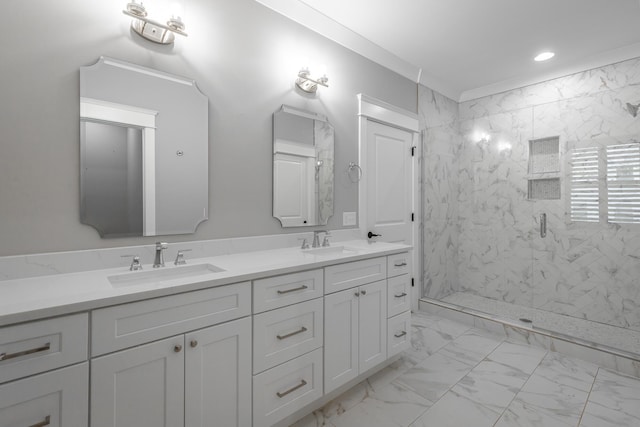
xmin=534 ymin=51 xmax=555 ymax=62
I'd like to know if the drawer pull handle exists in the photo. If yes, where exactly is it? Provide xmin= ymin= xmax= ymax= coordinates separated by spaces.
xmin=0 ymin=342 xmax=51 ymax=361
xmin=276 ymin=379 xmax=307 ymax=398
xmin=394 ymin=331 xmax=407 ymax=338
xmin=277 ymin=285 xmax=308 ymax=295
xmin=277 ymin=326 xmax=308 ymax=340
xmin=30 ymin=416 xmax=51 ymax=427
xmin=394 ymin=292 xmax=407 ymax=298
xmin=394 ymin=262 xmax=407 ymax=267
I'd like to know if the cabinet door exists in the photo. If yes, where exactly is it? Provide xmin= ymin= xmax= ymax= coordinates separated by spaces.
xmin=0 ymin=363 xmax=88 ymax=427
xmin=185 ymin=317 xmax=251 ymax=427
xmin=358 ymin=280 xmax=387 ymax=373
xmin=324 ymin=289 xmax=359 ymax=394
xmin=91 ymin=336 xmax=185 ymax=427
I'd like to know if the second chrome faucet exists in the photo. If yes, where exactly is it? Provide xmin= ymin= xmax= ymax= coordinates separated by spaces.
xmin=153 ymin=242 xmax=168 ymax=268
xmin=312 ymin=230 xmax=330 ymax=248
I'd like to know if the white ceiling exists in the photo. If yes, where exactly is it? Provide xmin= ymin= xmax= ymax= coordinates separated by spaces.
xmin=255 ymin=0 xmax=640 ymax=101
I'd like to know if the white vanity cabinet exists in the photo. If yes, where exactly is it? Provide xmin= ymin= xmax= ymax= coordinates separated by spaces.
xmin=324 ymin=253 xmax=411 ymax=394
xmin=90 ymin=282 xmax=252 ymax=427
xmin=324 ymin=257 xmax=388 ymax=394
xmin=0 ymin=313 xmax=89 ymax=427
xmin=386 ymin=256 xmax=412 ymax=358
xmin=252 ymin=269 xmax=324 ymax=427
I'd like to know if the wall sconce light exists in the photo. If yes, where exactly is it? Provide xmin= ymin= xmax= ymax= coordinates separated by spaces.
xmin=123 ymin=1 xmax=187 ymax=45
xmin=497 ymin=141 xmax=512 ymax=152
xmin=295 ymin=67 xmax=329 ymax=93
xmin=475 ymin=132 xmax=491 ymax=144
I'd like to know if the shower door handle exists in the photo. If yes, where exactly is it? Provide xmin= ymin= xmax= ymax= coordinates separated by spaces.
xmin=540 ymin=213 xmax=547 ymax=238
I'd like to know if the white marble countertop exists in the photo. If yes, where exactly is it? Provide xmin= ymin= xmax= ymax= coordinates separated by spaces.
xmin=0 ymin=240 xmax=410 ymax=326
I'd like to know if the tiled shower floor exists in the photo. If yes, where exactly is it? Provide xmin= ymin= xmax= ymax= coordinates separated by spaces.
xmin=439 ymin=292 xmax=640 ymax=358
xmin=291 ymin=311 xmax=640 ymax=427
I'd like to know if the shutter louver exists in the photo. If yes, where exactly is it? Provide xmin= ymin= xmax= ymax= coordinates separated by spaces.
xmin=570 ymin=147 xmax=600 ymax=222
xmin=607 ymin=143 xmax=640 ymax=224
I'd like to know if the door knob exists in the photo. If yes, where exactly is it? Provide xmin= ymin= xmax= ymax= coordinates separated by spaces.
xmin=367 ymin=231 xmax=381 ymax=239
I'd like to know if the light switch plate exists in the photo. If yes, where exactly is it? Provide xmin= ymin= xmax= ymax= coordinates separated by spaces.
xmin=343 ymin=212 xmax=357 ymax=226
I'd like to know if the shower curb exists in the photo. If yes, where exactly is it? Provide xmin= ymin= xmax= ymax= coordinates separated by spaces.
xmin=419 ymin=297 xmax=640 ymax=379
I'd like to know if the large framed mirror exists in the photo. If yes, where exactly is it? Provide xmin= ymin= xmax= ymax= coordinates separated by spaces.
xmin=80 ymin=57 xmax=208 ymax=237
xmin=273 ymin=105 xmax=334 ymax=227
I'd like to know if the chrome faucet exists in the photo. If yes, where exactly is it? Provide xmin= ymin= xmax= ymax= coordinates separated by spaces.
xmin=312 ymin=230 xmax=328 ymax=248
xmin=153 ymin=242 xmax=168 ymax=268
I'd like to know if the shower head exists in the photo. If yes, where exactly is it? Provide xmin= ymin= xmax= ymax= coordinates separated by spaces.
xmin=626 ymin=102 xmax=640 ymax=118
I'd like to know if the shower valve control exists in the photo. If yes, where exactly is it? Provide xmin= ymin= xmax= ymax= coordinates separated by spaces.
xmin=540 ymin=213 xmax=547 ymax=238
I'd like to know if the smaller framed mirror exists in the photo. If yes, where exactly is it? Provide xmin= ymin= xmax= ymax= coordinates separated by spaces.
xmin=273 ymin=105 xmax=334 ymax=227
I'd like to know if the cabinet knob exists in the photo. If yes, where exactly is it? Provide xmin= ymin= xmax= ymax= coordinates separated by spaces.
xmin=354 ymin=291 xmax=360 ymax=297
xmin=174 ymin=344 xmax=183 ymax=353
xmin=361 ymin=290 xmax=367 ymax=295
xmin=190 ymin=340 xmax=198 ymax=348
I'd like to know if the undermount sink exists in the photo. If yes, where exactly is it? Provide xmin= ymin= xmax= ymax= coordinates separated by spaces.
xmin=302 ymin=245 xmax=360 ymax=256
xmin=108 ymin=263 xmax=225 ymax=287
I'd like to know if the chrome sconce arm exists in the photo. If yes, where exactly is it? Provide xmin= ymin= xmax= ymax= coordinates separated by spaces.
xmin=123 ymin=1 xmax=188 ymax=45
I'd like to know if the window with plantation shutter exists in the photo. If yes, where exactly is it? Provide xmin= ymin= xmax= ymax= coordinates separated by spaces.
xmin=606 ymin=143 xmax=640 ymax=224
xmin=569 ymin=147 xmax=600 ymax=222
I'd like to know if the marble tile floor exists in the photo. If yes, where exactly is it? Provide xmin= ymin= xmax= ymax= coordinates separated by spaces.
xmin=291 ymin=311 xmax=640 ymax=427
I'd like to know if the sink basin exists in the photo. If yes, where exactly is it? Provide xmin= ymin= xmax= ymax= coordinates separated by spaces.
xmin=108 ymin=263 xmax=225 ymax=287
xmin=302 ymin=245 xmax=360 ymax=256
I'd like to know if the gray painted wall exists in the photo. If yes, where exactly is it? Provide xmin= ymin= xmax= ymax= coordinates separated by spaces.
xmin=0 ymin=0 xmax=416 ymax=256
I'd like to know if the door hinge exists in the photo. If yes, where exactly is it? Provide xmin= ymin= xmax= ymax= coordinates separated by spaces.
xmin=411 ymin=212 xmax=415 ymax=222
xmin=411 ymin=278 xmax=415 ymax=287
xmin=411 ymin=146 xmax=416 ymax=156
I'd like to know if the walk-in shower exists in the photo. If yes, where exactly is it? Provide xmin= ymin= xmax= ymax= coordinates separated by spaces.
xmin=418 ymin=59 xmax=640 ymax=368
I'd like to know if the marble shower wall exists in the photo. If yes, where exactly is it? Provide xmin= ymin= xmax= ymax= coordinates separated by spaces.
xmin=419 ymin=85 xmax=461 ymax=299
xmin=459 ymin=57 xmax=640 ymax=331
xmin=420 ymin=56 xmax=640 ymax=332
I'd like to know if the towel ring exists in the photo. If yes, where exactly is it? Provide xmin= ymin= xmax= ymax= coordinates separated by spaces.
xmin=347 ymin=162 xmax=362 ymax=183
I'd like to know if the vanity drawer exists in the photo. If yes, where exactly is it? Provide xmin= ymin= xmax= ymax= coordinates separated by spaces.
xmin=253 ymin=348 xmax=323 ymax=427
xmin=387 ymin=274 xmax=411 ymax=318
xmin=387 ymin=311 xmax=411 ymax=358
xmin=0 ymin=313 xmax=88 ymax=384
xmin=253 ymin=269 xmax=323 ymax=313
xmin=253 ymin=298 xmax=323 ymax=374
xmin=324 ymin=257 xmax=386 ymax=294
xmin=92 ymin=282 xmax=251 ymax=356
xmin=387 ymin=252 xmax=410 ymax=278
xmin=0 ymin=362 xmax=88 ymax=426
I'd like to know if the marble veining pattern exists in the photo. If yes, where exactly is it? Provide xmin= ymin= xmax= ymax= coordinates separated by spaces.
xmin=290 ymin=311 xmax=640 ymax=427
xmin=419 ymin=55 xmax=640 ymax=341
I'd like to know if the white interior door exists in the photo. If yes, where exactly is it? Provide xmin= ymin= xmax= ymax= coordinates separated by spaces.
xmin=358 ymin=94 xmax=419 ymax=311
xmin=364 ymin=120 xmax=414 ymax=244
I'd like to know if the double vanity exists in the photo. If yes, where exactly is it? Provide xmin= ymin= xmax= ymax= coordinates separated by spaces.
xmin=0 ymin=239 xmax=411 ymax=427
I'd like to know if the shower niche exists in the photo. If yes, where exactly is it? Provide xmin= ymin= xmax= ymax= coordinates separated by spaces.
xmin=527 ymin=136 xmax=561 ymax=200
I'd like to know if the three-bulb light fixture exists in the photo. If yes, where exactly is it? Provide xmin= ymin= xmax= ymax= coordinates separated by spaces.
xmin=123 ymin=1 xmax=187 ymax=45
